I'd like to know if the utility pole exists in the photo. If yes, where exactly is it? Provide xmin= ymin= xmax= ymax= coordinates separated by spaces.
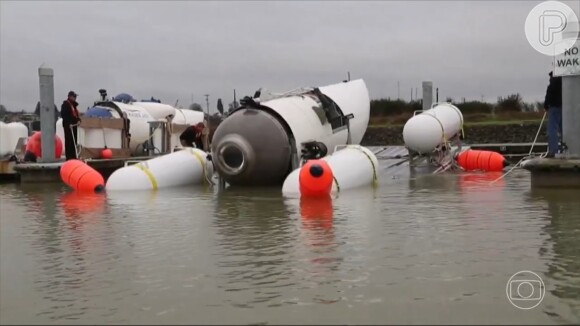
xmin=204 ymin=94 xmax=210 ymax=151
xmin=204 ymin=94 xmax=209 ymax=115
xmin=397 ymin=81 xmax=400 ymax=100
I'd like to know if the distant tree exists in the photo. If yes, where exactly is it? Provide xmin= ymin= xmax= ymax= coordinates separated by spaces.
xmin=216 ymin=98 xmax=224 ymax=115
xmin=0 ymin=104 xmax=7 ymax=116
xmin=496 ymin=93 xmax=523 ymax=112
xmin=189 ymin=103 xmax=203 ymax=112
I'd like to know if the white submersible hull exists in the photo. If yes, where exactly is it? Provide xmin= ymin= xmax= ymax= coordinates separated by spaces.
xmin=210 ymin=79 xmax=371 ymax=187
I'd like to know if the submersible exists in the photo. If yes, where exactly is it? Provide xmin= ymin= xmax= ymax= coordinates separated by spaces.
xmin=211 ymin=79 xmax=371 ymax=187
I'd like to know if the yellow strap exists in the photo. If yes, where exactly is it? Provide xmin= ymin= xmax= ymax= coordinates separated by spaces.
xmin=355 ymin=146 xmax=378 ymax=186
xmin=134 ymin=162 xmax=158 ymax=190
xmin=186 ymin=148 xmax=207 ymax=184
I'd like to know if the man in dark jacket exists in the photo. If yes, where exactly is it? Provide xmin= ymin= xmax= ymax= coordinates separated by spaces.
xmin=179 ymin=122 xmax=204 ymax=149
xmin=61 ymin=91 xmax=81 ymax=160
xmin=544 ymin=71 xmax=562 ymax=158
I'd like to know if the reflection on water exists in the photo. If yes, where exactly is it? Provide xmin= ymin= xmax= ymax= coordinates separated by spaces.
xmin=212 ymin=187 xmax=297 ymax=309
xmin=1 ymin=169 xmax=580 ymax=325
xmin=526 ymin=188 xmax=580 ymax=323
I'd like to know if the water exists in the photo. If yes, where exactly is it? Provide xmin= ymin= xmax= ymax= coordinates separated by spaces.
xmin=1 ymin=163 xmax=579 ymax=325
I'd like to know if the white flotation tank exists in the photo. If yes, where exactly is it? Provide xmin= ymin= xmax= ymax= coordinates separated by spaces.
xmin=282 ymin=144 xmax=378 ymax=197
xmin=0 ymin=122 xmax=29 ymax=157
xmin=132 ymin=102 xmax=176 ymax=120
xmin=173 ymin=108 xmax=205 ymax=126
xmin=105 ymin=147 xmax=213 ymax=191
xmin=0 ymin=121 xmax=9 ymax=157
xmin=402 ymin=103 xmax=463 ymax=154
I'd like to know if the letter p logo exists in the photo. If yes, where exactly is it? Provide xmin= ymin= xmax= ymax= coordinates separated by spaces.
xmin=525 ymin=1 xmax=580 ymax=56
xmin=539 ymin=10 xmax=568 ymax=46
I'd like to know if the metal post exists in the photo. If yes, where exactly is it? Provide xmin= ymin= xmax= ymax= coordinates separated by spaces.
xmin=233 ymin=89 xmax=237 ymax=108
xmin=422 ymin=81 xmax=433 ymax=111
xmin=161 ymin=122 xmax=167 ymax=153
xmin=148 ymin=122 xmax=155 ymax=156
xmin=38 ymin=66 xmax=56 ymax=162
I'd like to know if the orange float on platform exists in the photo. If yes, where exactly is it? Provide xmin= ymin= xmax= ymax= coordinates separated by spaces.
xmin=298 ymin=159 xmax=334 ymax=197
xmin=456 ymin=150 xmax=509 ymax=172
xmin=100 ymin=148 xmax=113 ymax=159
xmin=60 ymin=159 xmax=105 ymax=193
xmin=25 ymin=131 xmax=63 ymax=159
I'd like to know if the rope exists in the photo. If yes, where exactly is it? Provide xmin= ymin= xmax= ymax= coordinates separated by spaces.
xmin=488 ymin=111 xmax=547 ymax=185
xmin=332 ymin=175 xmax=340 ymax=192
xmin=69 ymin=125 xmax=83 ymax=161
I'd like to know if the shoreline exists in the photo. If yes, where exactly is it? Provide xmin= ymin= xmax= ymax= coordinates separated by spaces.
xmin=361 ymin=121 xmax=546 ymax=146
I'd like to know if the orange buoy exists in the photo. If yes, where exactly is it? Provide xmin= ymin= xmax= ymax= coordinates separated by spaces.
xmin=60 ymin=159 xmax=105 ymax=193
xmin=100 ymin=148 xmax=113 ymax=159
xmin=25 ymin=131 xmax=63 ymax=159
xmin=299 ymin=159 xmax=334 ymax=197
xmin=456 ymin=150 xmax=509 ymax=172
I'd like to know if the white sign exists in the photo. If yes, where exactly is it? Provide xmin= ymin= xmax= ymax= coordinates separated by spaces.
xmin=554 ymin=38 xmax=580 ymax=76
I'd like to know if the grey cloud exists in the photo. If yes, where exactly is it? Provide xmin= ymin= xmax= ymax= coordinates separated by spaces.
xmin=1 ymin=0 xmax=577 ymax=113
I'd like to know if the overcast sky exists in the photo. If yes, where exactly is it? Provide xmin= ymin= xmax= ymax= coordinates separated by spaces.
xmin=1 ymin=0 xmax=578 ymax=113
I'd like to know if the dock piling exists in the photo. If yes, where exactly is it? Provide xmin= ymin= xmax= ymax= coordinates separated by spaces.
xmin=38 ymin=66 xmax=56 ymax=162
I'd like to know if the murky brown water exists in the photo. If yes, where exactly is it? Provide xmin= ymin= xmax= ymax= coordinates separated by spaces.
xmin=1 ymin=162 xmax=579 ymax=325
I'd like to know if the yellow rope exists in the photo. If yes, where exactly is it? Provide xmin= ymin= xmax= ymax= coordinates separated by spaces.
xmin=355 ymin=146 xmax=379 ymax=186
xmin=133 ymin=162 xmax=158 ymax=190
xmin=186 ymin=148 xmax=208 ymax=184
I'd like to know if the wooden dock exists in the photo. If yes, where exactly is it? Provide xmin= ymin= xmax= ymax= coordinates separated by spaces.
xmin=0 ymin=159 xmax=19 ymax=183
